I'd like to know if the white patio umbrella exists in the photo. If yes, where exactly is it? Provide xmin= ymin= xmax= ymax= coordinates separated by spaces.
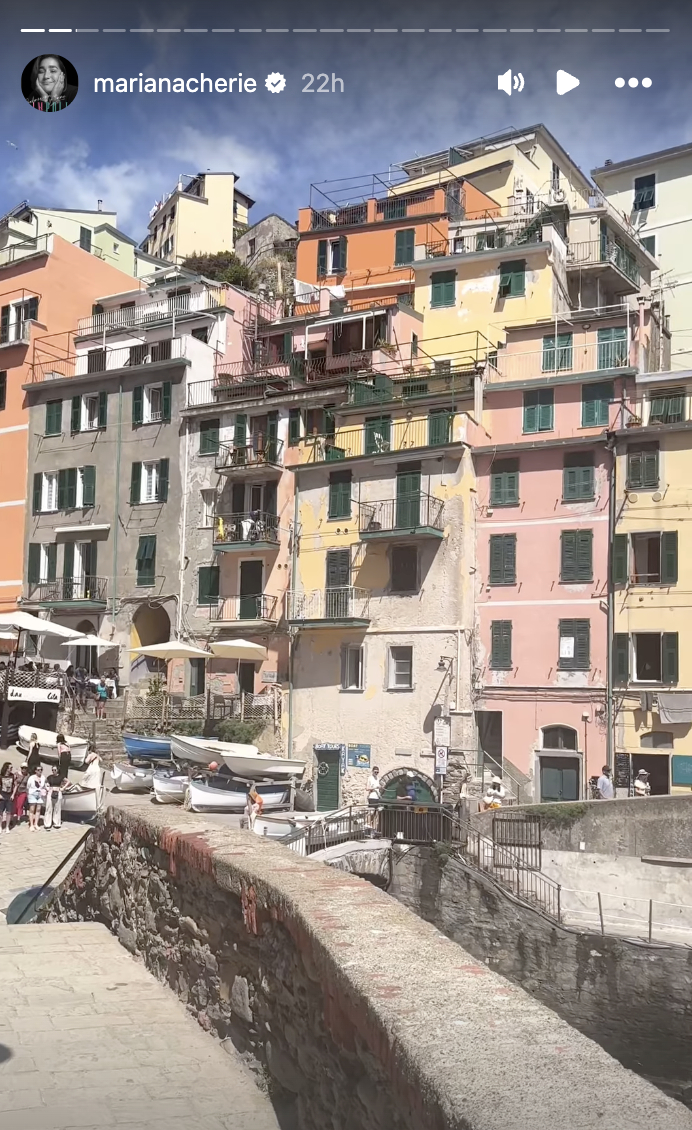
xmin=0 ymin=630 xmax=18 ymax=641
xmin=61 ymin=634 xmax=116 ymax=650
xmin=130 ymin=641 xmax=212 ymax=660
xmin=209 ymin=639 xmax=267 ymax=662
xmin=0 ymin=611 xmax=83 ymax=638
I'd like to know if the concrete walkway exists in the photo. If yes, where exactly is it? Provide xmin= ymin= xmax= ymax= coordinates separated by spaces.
xmin=0 ymin=823 xmax=86 ymax=925
xmin=0 ymin=922 xmax=283 ymax=1129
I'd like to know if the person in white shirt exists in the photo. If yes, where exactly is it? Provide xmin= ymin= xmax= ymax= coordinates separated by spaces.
xmin=596 ymin=765 xmax=614 ymax=800
xmin=80 ymin=751 xmax=101 ymax=790
xmin=366 ymin=766 xmax=381 ymax=807
xmin=634 ymin=769 xmax=651 ymax=797
xmin=26 ymin=770 xmax=46 ymax=831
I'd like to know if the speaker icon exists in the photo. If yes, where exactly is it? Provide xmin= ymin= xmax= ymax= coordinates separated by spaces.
xmin=498 ymin=69 xmax=524 ymax=96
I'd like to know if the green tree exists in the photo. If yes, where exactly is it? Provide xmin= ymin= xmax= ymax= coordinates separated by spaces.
xmin=182 ymin=251 xmax=252 ymax=290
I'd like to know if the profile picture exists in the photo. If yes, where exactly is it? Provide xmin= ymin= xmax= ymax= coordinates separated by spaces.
xmin=22 ymin=56 xmax=78 ymax=113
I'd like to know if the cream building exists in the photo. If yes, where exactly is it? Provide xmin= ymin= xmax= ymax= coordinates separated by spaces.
xmin=142 ymin=172 xmax=254 ymax=263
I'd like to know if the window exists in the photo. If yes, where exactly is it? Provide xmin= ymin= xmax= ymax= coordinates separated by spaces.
xmin=411 ymin=333 xmax=418 ymax=359
xmin=248 ymin=238 xmax=256 ymax=256
xmin=391 ymin=545 xmax=418 ymax=593
xmin=597 ymin=326 xmax=627 ymax=369
xmin=523 ymin=388 xmax=553 ymax=433
xmin=640 ymin=234 xmax=656 ymax=257
xmin=551 ymin=162 xmax=561 ymax=193
xmin=73 ymin=391 xmax=107 ymax=433
xmin=317 ymin=236 xmax=348 ymax=276
xmin=1 ymin=297 xmax=38 ymax=344
xmin=130 ymin=459 xmax=169 ymax=504
xmin=0 ymin=371 xmax=6 ymax=411
xmin=27 ymin=543 xmax=57 ymax=586
xmin=191 ymin=326 xmax=209 ymax=343
xmin=541 ymin=726 xmax=577 ymax=751
xmin=199 ymin=418 xmax=220 ymax=455
xmin=542 ymin=333 xmax=573 ymax=372
xmin=33 ymin=471 xmax=58 ymax=514
xmin=498 ymin=260 xmax=526 ymax=298
xmin=649 ymin=388 xmax=684 ymax=425
xmin=640 ymin=731 xmax=674 ymax=749
xmin=36 ymin=467 xmax=95 ymax=511
xmin=341 ymin=645 xmax=364 ymax=691
xmin=364 ymin=415 xmax=391 ymax=454
xmin=132 ymin=382 xmax=172 ymax=425
xmin=87 ymin=349 xmax=106 ymax=374
xmin=489 ymin=459 xmax=519 ymax=507
xmin=633 ymin=173 xmax=655 ymax=211
xmin=79 ymin=226 xmax=92 ymax=252
xmin=388 ymin=645 xmax=413 ymax=690
xmin=582 ymin=381 xmax=613 ymax=427
xmin=627 ymin=443 xmax=659 ymax=490
xmin=45 ymin=400 xmax=62 ymax=436
xmin=428 ymin=409 xmax=452 ymax=447
xmin=476 ymin=230 xmax=504 ymax=251
xmin=631 ymin=632 xmax=678 ymax=683
xmin=395 ymin=229 xmax=415 ymax=265
xmin=560 ymin=530 xmax=593 ymax=583
xmin=328 ymin=470 xmax=351 ymax=519
xmin=197 ymin=565 xmax=220 ymax=606
xmin=489 ymin=534 xmax=516 ymax=586
xmin=558 ymin=619 xmax=590 ymax=670
xmin=200 ymin=489 xmax=216 ymax=528
xmin=563 ymin=452 xmax=595 ymax=501
xmin=288 ymin=408 xmax=303 ymax=446
xmin=490 ymin=621 xmax=512 ymax=669
xmin=627 ymin=531 xmax=678 ymax=585
xmin=147 ymin=386 xmax=162 ymax=422
xmin=136 ymin=536 xmax=157 ymax=587
xmin=430 ymin=270 xmax=456 ymax=308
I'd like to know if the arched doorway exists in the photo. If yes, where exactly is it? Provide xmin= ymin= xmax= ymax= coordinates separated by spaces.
xmin=75 ymin=619 xmax=96 ymax=674
xmin=130 ymin=605 xmax=170 ymax=685
xmin=379 ymin=768 xmax=438 ymax=803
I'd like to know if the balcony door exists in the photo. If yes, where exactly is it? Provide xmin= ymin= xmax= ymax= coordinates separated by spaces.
xmin=325 ymin=549 xmax=350 ymax=618
xmin=239 ymin=559 xmax=263 ymax=620
xmin=395 ymin=466 xmax=421 ymax=529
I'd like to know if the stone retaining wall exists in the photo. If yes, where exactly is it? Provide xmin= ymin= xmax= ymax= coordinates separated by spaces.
xmin=41 ymin=805 xmax=692 ymax=1130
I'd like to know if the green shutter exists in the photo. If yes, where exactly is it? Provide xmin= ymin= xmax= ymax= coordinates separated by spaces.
xmin=365 ymin=416 xmax=391 ymax=454
xmin=136 ymin=535 xmax=156 ymax=586
xmin=490 ymin=621 xmax=512 ymax=669
xmin=82 ymin=466 xmax=96 ymax=508
xmin=317 ymin=239 xmax=328 ymax=277
xmin=523 ymin=389 xmax=553 ymax=433
xmin=428 ymin=410 xmax=451 ymax=447
xmin=157 ymin=458 xmax=169 ymax=502
xmin=582 ymin=381 xmax=613 ymax=428
xmin=499 ymin=260 xmax=526 ymax=298
xmin=97 ymin=390 xmax=107 ymax=428
xmin=559 ymin=619 xmax=590 ymax=670
xmin=627 ymin=446 xmax=659 ymax=489
xmin=71 ymin=396 xmax=81 ymax=434
xmin=130 ymin=462 xmax=142 ymax=505
xmin=542 ymin=333 xmax=573 ymax=372
xmin=46 ymin=543 xmax=57 ymax=582
xmin=87 ymin=542 xmax=98 ymax=582
xmin=199 ymin=418 xmax=220 ymax=455
xmin=662 ymin=633 xmax=679 ymax=684
xmin=538 ymin=393 xmax=554 ymax=432
xmin=32 ymin=472 xmax=42 ymax=514
xmin=288 ymin=409 xmax=301 ymax=446
xmin=642 ymin=449 xmax=659 ymax=488
xmin=337 ymin=235 xmax=347 ymax=272
xmin=45 ymin=400 xmax=62 ymax=436
xmin=490 ymin=460 xmax=519 ymax=507
xmin=560 ymin=530 xmax=595 ymax=583
xmin=266 ymin=411 xmax=279 ymax=461
xmin=65 ymin=468 xmax=77 ymax=509
xmin=0 ymin=305 xmax=9 ymax=344
xmin=661 ymin=531 xmax=678 ymax=584
xmin=563 ymin=456 xmax=595 ymax=501
xmin=395 ymin=229 xmax=415 ymax=265
xmin=612 ymin=534 xmax=628 ymax=585
xmin=234 ymin=413 xmax=248 ymax=448
xmin=62 ymin=540 xmax=74 ymax=581
xmin=577 ymin=530 xmax=593 ymax=581
xmin=430 ymin=270 xmax=456 ymax=308
xmin=489 ymin=535 xmax=516 ymax=585
xmin=162 ymin=382 xmax=172 ymax=423
xmin=613 ymin=633 xmax=629 ymax=684
xmin=132 ymin=386 xmax=143 ymax=426
xmin=328 ymin=470 xmax=351 ymax=519
xmin=198 ymin=566 xmax=220 ymax=605
xmin=57 ymin=469 xmax=67 ymax=511
xmin=598 ymin=326 xmax=628 ymax=369
xmin=27 ymin=543 xmax=41 ymax=585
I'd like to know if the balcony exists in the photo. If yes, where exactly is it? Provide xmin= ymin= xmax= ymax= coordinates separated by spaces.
xmin=27 ymin=576 xmax=108 ymax=608
xmin=212 ymin=512 xmax=280 ymax=552
xmin=0 ymin=319 xmax=31 ymax=348
xmin=215 ymin=438 xmax=284 ymax=476
xmin=425 ymin=228 xmax=544 ymax=260
xmin=486 ymin=336 xmax=633 ymax=384
xmin=0 ymin=234 xmax=52 ymax=268
xmin=32 ymin=336 xmax=187 ymax=383
xmin=76 ymin=287 xmax=225 ymax=336
xmin=359 ymin=494 xmax=445 ymax=540
xmin=205 ymin=593 xmax=278 ymax=629
xmin=299 ymin=414 xmax=456 ymax=464
xmin=308 ymin=185 xmax=461 ymax=232
xmin=567 ymin=239 xmax=639 ymax=291
xmin=287 ymin=587 xmax=370 ymax=628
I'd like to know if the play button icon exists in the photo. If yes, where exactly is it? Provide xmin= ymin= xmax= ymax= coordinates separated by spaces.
xmin=556 ymin=70 xmax=580 ymax=95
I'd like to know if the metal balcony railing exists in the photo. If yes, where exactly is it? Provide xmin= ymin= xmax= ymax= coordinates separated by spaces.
xmin=359 ymin=493 xmax=445 ymax=535
xmin=206 ymin=594 xmax=278 ymax=622
xmin=212 ymin=512 xmax=280 ymax=546
xmin=425 ymin=228 xmax=544 ymax=259
xmin=300 ymin=415 xmax=455 ymax=464
xmin=0 ymin=234 xmax=52 ymax=267
xmin=486 ymin=336 xmax=632 ymax=383
xmin=567 ymin=239 xmax=639 ymax=285
xmin=287 ymin=587 xmax=370 ymax=622
xmin=32 ymin=336 xmax=187 ymax=383
xmin=0 ymin=319 xmax=32 ymax=346
xmin=215 ymin=437 xmax=284 ymax=471
xmin=76 ymin=287 xmax=225 ymax=335
xmin=28 ymin=576 xmax=108 ymax=604
xmin=311 ymin=203 xmax=368 ymax=230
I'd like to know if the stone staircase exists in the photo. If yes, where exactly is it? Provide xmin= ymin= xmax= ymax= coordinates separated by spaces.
xmin=59 ymin=700 xmax=126 ymax=765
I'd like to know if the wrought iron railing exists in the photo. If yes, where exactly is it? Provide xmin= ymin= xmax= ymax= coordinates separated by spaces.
xmin=205 ymin=594 xmax=278 ymax=622
xmin=425 ymin=228 xmax=543 ymax=259
xmin=77 ymin=287 xmax=224 ymax=335
xmin=567 ymin=238 xmax=639 ymax=285
xmin=359 ymin=493 xmax=445 ymax=535
xmin=287 ymin=587 xmax=370 ymax=622
xmin=212 ymin=512 xmax=280 ymax=546
xmin=215 ymin=437 xmax=284 ymax=471
xmin=28 ymin=577 xmax=108 ymax=603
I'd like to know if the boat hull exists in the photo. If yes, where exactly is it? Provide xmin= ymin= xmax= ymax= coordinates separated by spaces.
xmin=219 ymin=751 xmax=306 ymax=781
xmin=111 ymin=763 xmax=154 ymax=793
xmin=18 ymin=725 xmax=89 ymax=770
xmin=186 ymin=778 xmax=289 ymax=813
xmin=170 ymin=735 xmax=223 ymax=766
xmin=122 ymin=733 xmax=171 ymax=760
xmin=55 ymin=778 xmax=104 ymax=820
xmin=152 ymin=771 xmax=188 ymax=804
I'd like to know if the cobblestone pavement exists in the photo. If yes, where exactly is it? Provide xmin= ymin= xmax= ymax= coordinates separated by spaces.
xmin=0 ymin=823 xmax=86 ymax=925
xmin=0 ymin=922 xmax=282 ymax=1129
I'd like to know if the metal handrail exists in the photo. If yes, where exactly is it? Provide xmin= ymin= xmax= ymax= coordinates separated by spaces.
xmin=13 ymin=827 xmax=92 ymax=923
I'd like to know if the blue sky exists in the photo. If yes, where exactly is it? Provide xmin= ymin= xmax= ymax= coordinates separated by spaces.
xmin=1 ymin=0 xmax=689 ymax=243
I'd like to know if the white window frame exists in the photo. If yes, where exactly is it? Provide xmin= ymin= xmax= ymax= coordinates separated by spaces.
xmin=388 ymin=645 xmax=413 ymax=691
xmin=143 ymin=385 xmax=163 ymax=424
xmin=81 ymin=393 xmax=100 ymax=432
xmin=39 ymin=544 xmax=51 ymax=582
xmin=75 ymin=468 xmax=85 ymax=509
xmin=140 ymin=461 xmax=159 ymax=504
xmin=328 ymin=239 xmax=345 ymax=273
xmin=632 ymin=632 xmax=663 ymax=683
xmin=41 ymin=471 xmax=58 ymax=513
xmin=9 ymin=298 xmax=37 ymax=342
xmin=341 ymin=644 xmax=364 ymax=692
xmin=200 ymin=489 xmax=216 ymax=528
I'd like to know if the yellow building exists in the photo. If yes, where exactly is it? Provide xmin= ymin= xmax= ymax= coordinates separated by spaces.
xmin=612 ymin=368 xmax=692 ymax=794
xmin=143 ymin=172 xmax=254 ymax=263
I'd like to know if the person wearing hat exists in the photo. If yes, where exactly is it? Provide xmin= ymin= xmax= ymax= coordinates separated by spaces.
xmin=634 ymin=769 xmax=651 ymax=797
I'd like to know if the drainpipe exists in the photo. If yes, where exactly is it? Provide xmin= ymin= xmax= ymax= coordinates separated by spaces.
xmin=111 ymin=380 xmax=123 ymax=625
xmin=455 ymin=628 xmax=461 ymax=712
xmin=606 ymin=432 xmax=617 ymax=770
xmin=637 ymin=295 xmax=646 ymax=371
xmin=287 ymin=478 xmax=300 ymax=758
xmin=177 ymin=419 xmax=190 ymax=637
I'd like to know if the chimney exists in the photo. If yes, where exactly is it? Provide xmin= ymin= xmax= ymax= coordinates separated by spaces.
xmin=97 ymin=199 xmax=103 ymax=211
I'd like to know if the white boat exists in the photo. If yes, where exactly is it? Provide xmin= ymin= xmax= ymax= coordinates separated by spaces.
xmin=219 ymin=744 xmax=306 ymax=781
xmin=17 ymin=725 xmax=89 ymax=769
xmin=111 ymin=762 xmax=154 ymax=793
xmin=59 ymin=776 xmax=105 ymax=820
xmin=252 ymin=811 xmax=322 ymax=839
xmin=185 ymin=777 xmax=289 ymax=813
xmin=170 ymin=734 xmax=223 ymax=766
xmin=152 ymin=770 xmax=189 ymax=805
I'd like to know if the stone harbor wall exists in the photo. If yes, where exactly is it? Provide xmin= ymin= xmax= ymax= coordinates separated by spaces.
xmin=389 ymin=845 xmax=692 ymax=1101
xmin=40 ymin=805 xmax=692 ymax=1130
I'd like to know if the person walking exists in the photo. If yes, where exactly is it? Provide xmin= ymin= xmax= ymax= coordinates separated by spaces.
xmin=12 ymin=763 xmax=29 ymax=826
xmin=0 ymin=762 xmax=16 ymax=834
xmin=43 ymin=768 xmax=66 ymax=831
xmin=95 ymin=677 xmax=108 ymax=719
xmin=26 ymin=766 xmax=46 ymax=831
xmin=366 ymin=766 xmax=381 ymax=807
xmin=56 ymin=735 xmax=71 ymax=783
xmin=596 ymin=765 xmax=614 ymax=799
xmin=27 ymin=733 xmax=42 ymax=776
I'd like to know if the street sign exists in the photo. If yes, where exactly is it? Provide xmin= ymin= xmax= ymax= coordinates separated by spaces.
xmin=433 ymin=716 xmax=451 ymax=747
xmin=435 ymin=746 xmax=448 ymax=775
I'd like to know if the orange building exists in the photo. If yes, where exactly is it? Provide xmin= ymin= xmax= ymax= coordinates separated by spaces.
xmin=0 ymin=234 xmax=140 ymax=617
xmin=295 ymin=170 xmax=499 ymax=308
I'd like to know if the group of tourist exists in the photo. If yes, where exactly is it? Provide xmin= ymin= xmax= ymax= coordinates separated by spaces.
xmin=0 ymin=733 xmax=101 ymax=833
xmin=595 ymin=765 xmax=652 ymax=799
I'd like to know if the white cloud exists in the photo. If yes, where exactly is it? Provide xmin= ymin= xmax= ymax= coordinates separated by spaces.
xmin=165 ymin=126 xmax=278 ymax=196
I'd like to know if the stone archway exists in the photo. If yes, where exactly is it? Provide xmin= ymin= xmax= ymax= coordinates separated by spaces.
xmin=379 ymin=768 xmax=438 ymax=803
xmin=75 ymin=619 xmax=97 ymax=674
xmin=130 ymin=604 xmax=171 ymax=685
